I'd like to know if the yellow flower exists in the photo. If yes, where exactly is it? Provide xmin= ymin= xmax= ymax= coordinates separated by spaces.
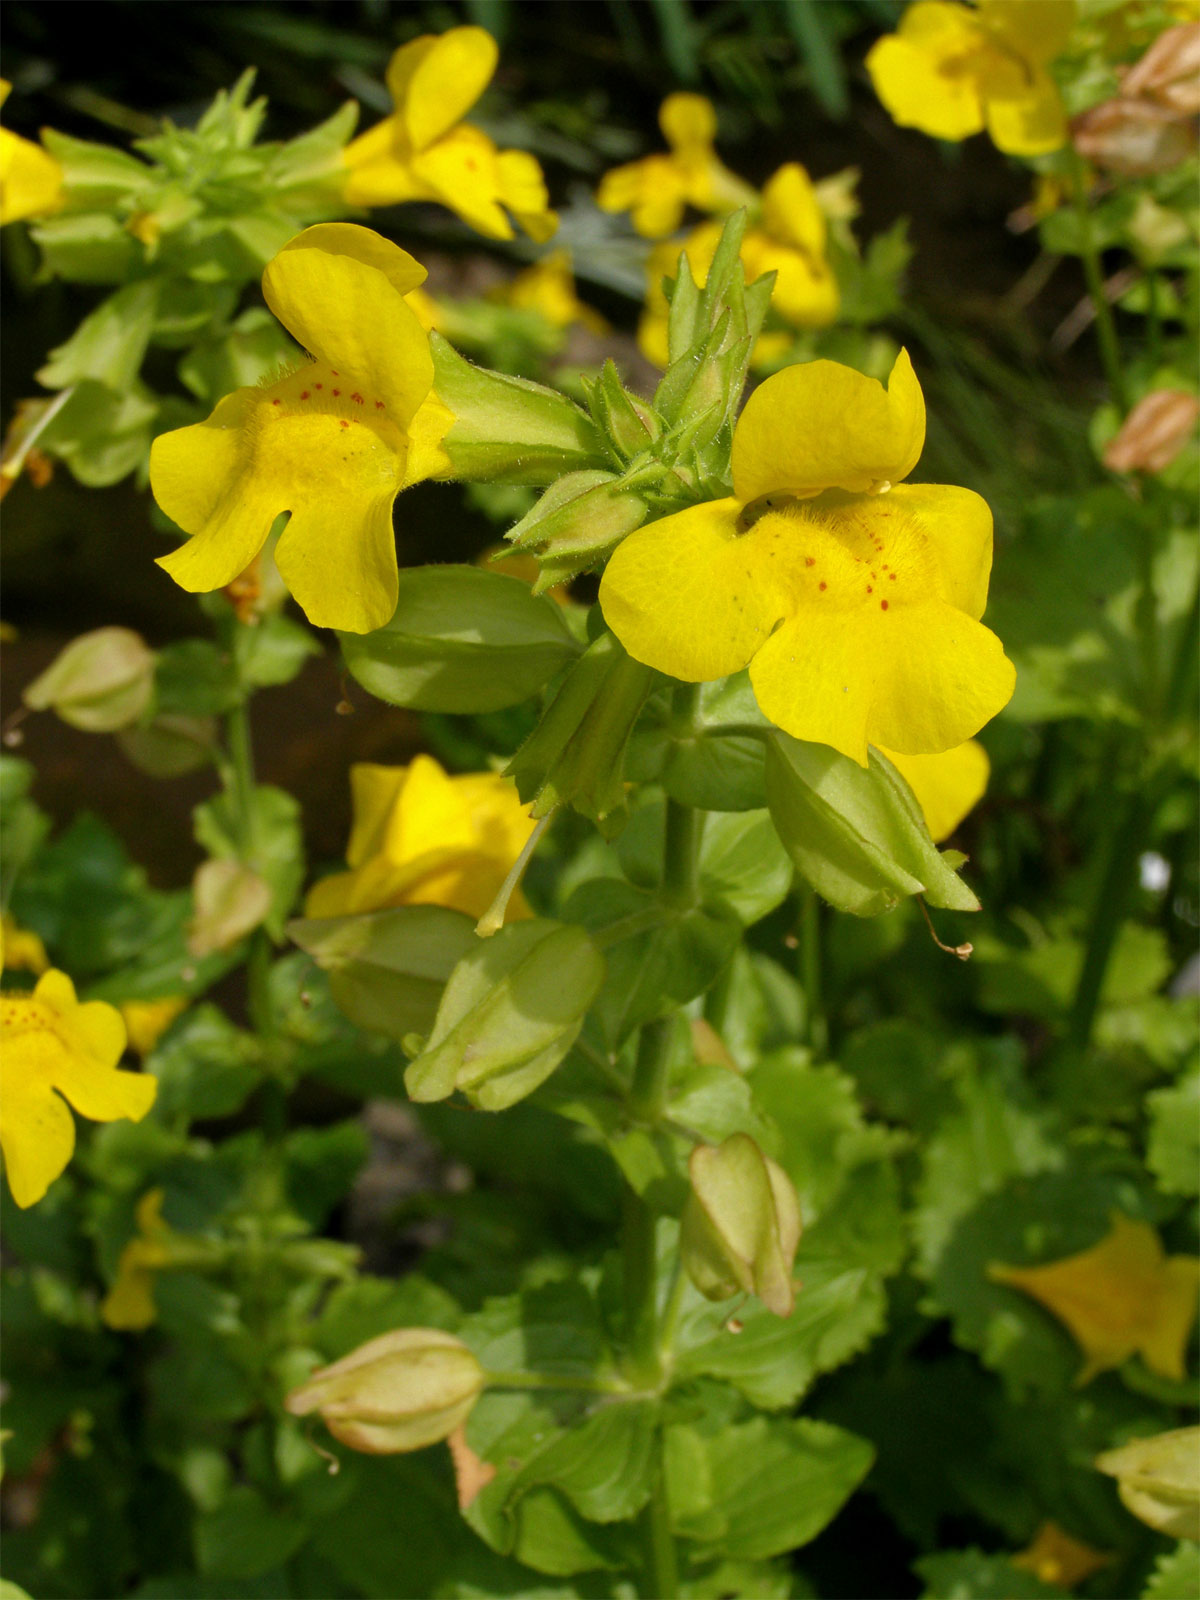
xmin=305 ymin=755 xmax=536 ymax=923
xmin=599 ymin=351 xmax=1015 ymax=764
xmin=882 ymin=739 xmax=989 ymax=841
xmin=0 ymin=964 xmax=156 ymax=1209
xmin=343 ymin=27 xmax=556 ymax=243
xmin=151 ymin=224 xmax=453 ymax=634
xmin=101 ymin=1188 xmax=172 ymax=1330
xmin=988 ymin=1211 xmax=1200 ymax=1384
xmin=597 ymin=92 xmax=755 ymax=238
xmin=866 ymin=0 xmax=1076 ymax=157
xmin=504 ymin=250 xmax=608 ymax=334
xmin=0 ymin=915 xmax=48 ymax=975
xmin=639 ymin=164 xmax=839 ymax=367
xmin=120 ymin=996 xmax=188 ymax=1057
xmin=0 ymin=80 xmax=63 ymax=225
xmin=1011 ymin=1522 xmax=1112 ymax=1589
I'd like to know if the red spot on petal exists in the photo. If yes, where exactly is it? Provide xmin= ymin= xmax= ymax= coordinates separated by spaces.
xmin=375 ymin=399 xmax=385 ymax=409
xmin=330 ymin=370 xmax=339 ymax=377
xmin=332 ymin=389 xmax=341 ymax=397
xmin=300 ymin=391 xmax=310 ymax=400
xmin=339 ymin=419 xmax=350 ymax=429
xmin=889 ymin=572 xmax=897 ymax=580
xmin=866 ymin=585 xmax=873 ymax=594
xmin=271 ymin=398 xmax=281 ymax=406
xmin=315 ymin=383 xmax=323 ymax=390
xmin=819 ymin=581 xmax=827 ymax=591
xmin=881 ymin=600 xmax=889 ymax=610
xmin=805 ymin=556 xmax=815 ymax=567
xmin=351 ymin=392 xmax=364 ymax=405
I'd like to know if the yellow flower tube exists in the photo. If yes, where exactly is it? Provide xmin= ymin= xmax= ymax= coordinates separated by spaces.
xmin=151 ymin=224 xmax=453 ymax=634
xmin=0 ymin=961 xmax=157 ymax=1209
xmin=343 ymin=26 xmax=556 ymax=242
xmin=306 ymin=755 xmax=536 ymax=923
xmin=599 ymin=351 xmax=1015 ymax=764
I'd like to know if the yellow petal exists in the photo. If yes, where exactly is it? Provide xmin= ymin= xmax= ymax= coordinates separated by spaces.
xmin=262 ymin=245 xmax=433 ymax=426
xmin=866 ymin=23 xmax=987 ymax=142
xmin=402 ymin=392 xmax=454 ymax=486
xmin=980 ymin=0 xmax=1076 ymax=63
xmin=383 ymin=755 xmax=479 ymax=864
xmin=984 ymin=71 xmax=1069 ymax=156
xmin=341 ymin=133 xmax=427 ymax=208
xmin=881 ymin=483 xmax=994 ymax=619
xmin=120 ymin=996 xmax=188 ymax=1056
xmin=0 ymin=121 xmax=63 ymax=226
xmin=742 ymin=233 xmax=839 ymax=329
xmin=599 ymin=499 xmax=789 ymax=682
xmin=495 ymin=149 xmax=557 ymax=243
xmin=988 ymin=1212 xmax=1200 ymax=1384
xmin=597 ymin=156 xmax=687 ymax=238
xmin=1011 ymin=1523 xmax=1112 ymax=1589
xmin=732 ymin=350 xmax=926 ymax=503
xmin=760 ymin=163 xmax=826 ymax=258
xmin=453 ymin=771 xmax=537 ymax=864
xmin=273 ymin=223 xmax=427 ymax=296
xmin=408 ymin=125 xmax=513 ymax=239
xmin=878 ymin=740 xmax=990 ymax=841
xmin=0 ymin=1071 xmax=77 ymax=1208
xmin=659 ymin=93 xmax=718 ymax=151
xmin=346 ymin=764 xmax=408 ymax=866
xmin=750 ymin=598 xmax=1013 ymax=763
xmin=385 ymin=27 xmax=498 ymax=152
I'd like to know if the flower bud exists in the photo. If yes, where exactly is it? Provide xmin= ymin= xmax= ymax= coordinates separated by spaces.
xmin=681 ymin=1134 xmax=802 ymax=1317
xmin=23 ymin=626 xmax=155 ymax=732
xmin=285 ymin=1329 xmax=485 ymax=1455
xmin=1103 ymin=389 xmax=1200 ymax=474
xmin=506 ymin=630 xmax=656 ymax=824
xmin=586 ymin=360 xmax=661 ymax=464
xmin=405 ymin=918 xmax=605 ymax=1111
xmin=1095 ymin=1427 xmax=1200 ymax=1541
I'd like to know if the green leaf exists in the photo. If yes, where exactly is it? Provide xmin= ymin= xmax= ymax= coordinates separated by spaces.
xmin=508 ymin=1401 xmax=658 ymax=1524
xmin=288 ymin=905 xmax=479 ymax=1042
xmin=915 ymin=1549 xmax=1063 ymax=1599
xmin=0 ymin=756 xmax=50 ymax=909
xmin=1146 ymin=1070 xmax=1200 ymax=1197
xmin=312 ymin=1274 xmax=461 ymax=1360
xmin=1143 ymin=1543 xmax=1200 ymax=1600
xmin=147 ymin=1004 xmax=261 ymax=1121
xmin=630 ymin=672 xmax=768 ymax=813
xmin=567 ymin=878 xmax=739 ymax=1048
xmin=666 ymin=1416 xmax=872 ymax=1558
xmin=766 ymin=734 xmax=979 ymax=917
xmin=154 ymin=640 xmax=241 ymax=717
xmin=341 ymin=565 xmax=580 ymax=713
xmin=194 ymin=784 xmax=304 ymax=937
xmin=194 ymin=1485 xmax=307 ymax=1580
xmin=233 ymin=613 xmax=320 ymax=690
xmin=43 ymin=379 xmax=159 ymax=486
xmin=178 ymin=308 xmax=299 ymax=402
xmin=38 ymin=279 xmax=161 ymax=392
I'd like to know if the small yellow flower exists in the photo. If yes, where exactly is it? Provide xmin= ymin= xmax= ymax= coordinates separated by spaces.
xmin=343 ymin=26 xmax=556 ymax=243
xmin=120 ymin=996 xmax=188 ymax=1057
xmin=0 ymin=964 xmax=156 ymax=1209
xmin=867 ymin=1 xmax=1076 ymax=157
xmin=306 ymin=755 xmax=536 ymax=923
xmin=151 ymin=224 xmax=453 ymax=634
xmin=0 ymin=80 xmax=63 ymax=225
xmin=882 ymin=739 xmax=989 ymax=841
xmin=600 ymin=351 xmax=1015 ymax=764
xmin=988 ymin=1211 xmax=1200 ymax=1384
xmin=101 ymin=1188 xmax=172 ymax=1330
xmin=597 ymin=92 xmax=755 ymax=238
xmin=1011 ymin=1522 xmax=1112 ymax=1589
xmin=504 ymin=250 xmax=608 ymax=334
xmin=639 ymin=163 xmax=839 ymax=367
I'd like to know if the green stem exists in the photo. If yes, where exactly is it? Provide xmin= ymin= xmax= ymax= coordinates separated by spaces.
xmin=1067 ymin=785 xmax=1159 ymax=1050
xmin=1071 ymin=156 xmax=1128 ymax=414
xmin=224 ymin=696 xmax=258 ymax=857
xmin=797 ymin=885 xmax=827 ymax=1060
xmin=1144 ymin=269 xmax=1162 ymax=367
xmin=621 ymin=1185 xmax=662 ymax=1386
xmin=484 ymin=1371 xmax=630 ymax=1395
xmin=639 ymin=1431 xmax=678 ymax=1600
xmin=629 ymin=1017 xmax=676 ymax=1125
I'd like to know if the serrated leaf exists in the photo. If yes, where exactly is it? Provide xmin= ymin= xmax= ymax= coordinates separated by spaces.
xmin=1146 ymin=1070 xmax=1200 ymax=1197
xmin=1142 ymin=1542 xmax=1200 ymax=1600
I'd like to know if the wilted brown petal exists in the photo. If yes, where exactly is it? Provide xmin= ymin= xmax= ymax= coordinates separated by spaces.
xmin=1103 ymin=390 xmax=1200 ymax=474
xmin=1121 ymin=23 xmax=1200 ymax=117
xmin=1072 ymin=97 xmax=1198 ymax=175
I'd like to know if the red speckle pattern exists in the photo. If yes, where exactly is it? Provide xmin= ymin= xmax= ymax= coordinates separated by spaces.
xmin=880 ymin=600 xmax=889 ymax=610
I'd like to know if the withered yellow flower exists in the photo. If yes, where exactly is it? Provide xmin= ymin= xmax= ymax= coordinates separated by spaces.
xmin=989 ymin=1211 xmax=1200 ymax=1384
xmin=867 ymin=1 xmax=1075 ymax=157
xmin=151 ymin=224 xmax=452 ymax=634
xmin=343 ymin=27 xmax=556 ymax=242
xmin=306 ymin=755 xmax=536 ymax=923
xmin=600 ymin=351 xmax=1015 ymax=763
